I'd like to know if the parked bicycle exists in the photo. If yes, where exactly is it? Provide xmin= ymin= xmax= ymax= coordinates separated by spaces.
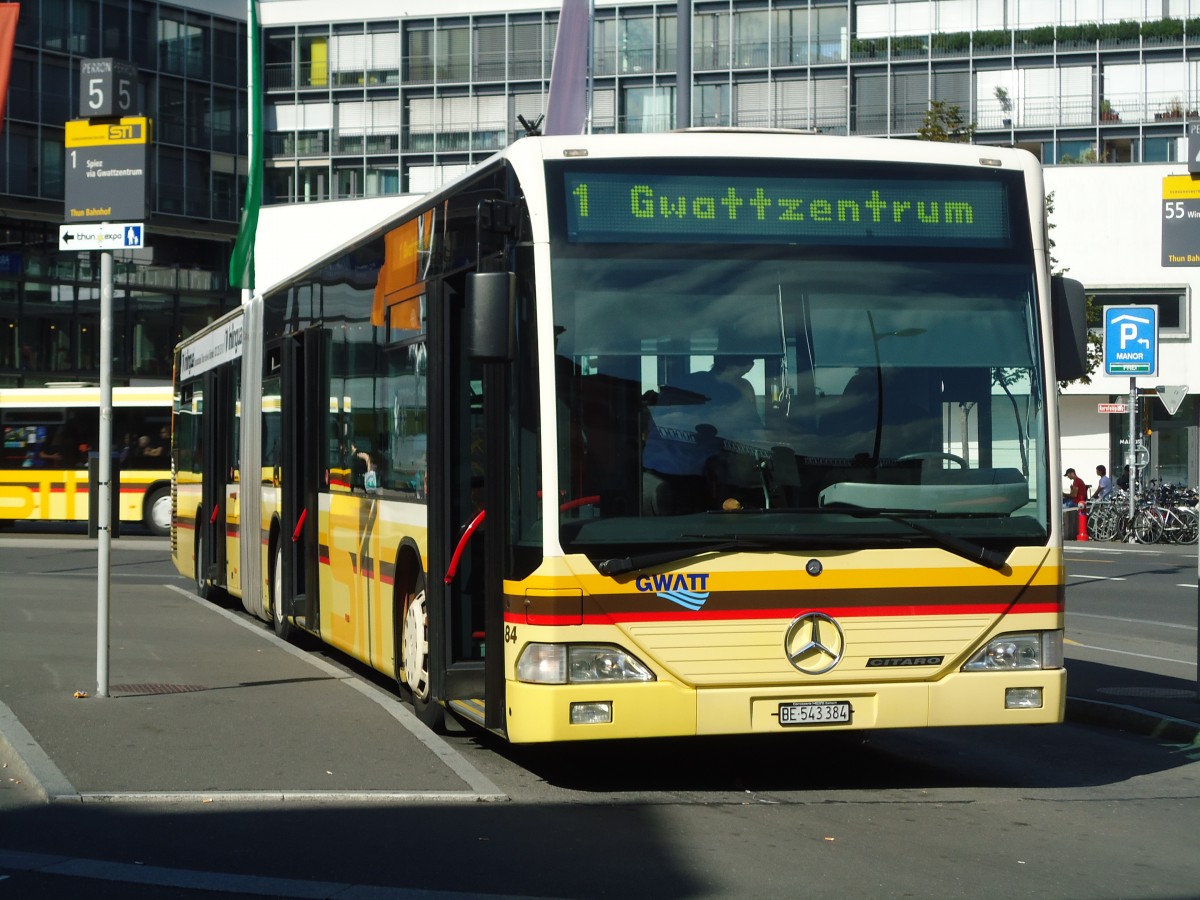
xmin=1082 ymin=480 xmax=1198 ymax=545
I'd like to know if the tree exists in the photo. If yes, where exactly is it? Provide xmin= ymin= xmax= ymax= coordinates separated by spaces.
xmin=916 ymin=100 xmax=977 ymax=143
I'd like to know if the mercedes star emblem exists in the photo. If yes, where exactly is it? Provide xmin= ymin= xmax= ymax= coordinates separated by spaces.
xmin=783 ymin=611 xmax=846 ymax=675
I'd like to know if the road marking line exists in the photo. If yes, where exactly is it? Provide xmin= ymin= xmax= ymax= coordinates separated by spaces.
xmin=1068 ymin=574 xmax=1125 ymax=580
xmin=1069 ymin=611 xmax=1196 ymax=632
xmin=1065 ymin=546 xmax=1168 ymax=556
xmin=1066 ymin=642 xmax=1195 ymax=667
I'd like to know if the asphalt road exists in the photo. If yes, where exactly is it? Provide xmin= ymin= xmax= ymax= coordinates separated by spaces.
xmin=1063 ymin=541 xmax=1198 ymax=682
xmin=0 ymin=533 xmax=1197 ymax=899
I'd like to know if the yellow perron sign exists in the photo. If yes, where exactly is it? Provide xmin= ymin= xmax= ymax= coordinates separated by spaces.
xmin=63 ymin=116 xmax=151 ymax=223
xmin=1162 ymin=174 xmax=1200 ymax=266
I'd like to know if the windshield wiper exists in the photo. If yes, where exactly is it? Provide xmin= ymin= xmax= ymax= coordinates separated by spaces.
xmin=594 ymin=509 xmax=1010 ymax=576
xmin=834 ymin=508 xmax=1011 ymax=572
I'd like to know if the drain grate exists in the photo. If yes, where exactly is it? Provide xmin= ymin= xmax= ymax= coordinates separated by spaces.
xmin=110 ymin=683 xmax=209 ymax=696
xmin=1095 ymin=686 xmax=1193 ymax=699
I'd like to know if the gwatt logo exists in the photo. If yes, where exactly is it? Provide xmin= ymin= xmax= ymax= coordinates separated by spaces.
xmin=634 ymin=573 xmax=710 ymax=611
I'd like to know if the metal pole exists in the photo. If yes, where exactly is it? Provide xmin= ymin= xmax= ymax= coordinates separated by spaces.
xmin=1127 ymin=377 xmax=1136 ymax=527
xmin=587 ymin=0 xmax=595 ymax=134
xmin=676 ymin=0 xmax=691 ymax=129
xmin=96 ymin=249 xmax=113 ymax=697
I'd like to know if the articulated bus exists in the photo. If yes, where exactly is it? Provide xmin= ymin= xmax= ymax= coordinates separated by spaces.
xmin=172 ymin=131 xmax=1087 ymax=743
xmin=1 ymin=384 xmax=174 ymax=534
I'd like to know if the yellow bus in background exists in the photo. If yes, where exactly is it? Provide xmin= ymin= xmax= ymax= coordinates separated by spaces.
xmin=173 ymin=131 xmax=1088 ymax=743
xmin=1 ymin=384 xmax=174 ymax=535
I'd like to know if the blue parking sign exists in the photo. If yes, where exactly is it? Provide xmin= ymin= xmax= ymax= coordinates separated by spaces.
xmin=1103 ymin=306 xmax=1157 ymax=376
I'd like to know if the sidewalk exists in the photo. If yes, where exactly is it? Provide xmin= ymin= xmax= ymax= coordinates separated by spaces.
xmin=0 ymin=535 xmax=504 ymax=803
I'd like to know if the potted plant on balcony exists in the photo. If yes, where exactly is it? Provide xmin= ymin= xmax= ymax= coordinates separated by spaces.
xmin=1100 ymin=99 xmax=1119 ymax=122
xmin=1156 ymin=97 xmax=1184 ymax=121
xmin=994 ymin=86 xmax=1013 ymax=127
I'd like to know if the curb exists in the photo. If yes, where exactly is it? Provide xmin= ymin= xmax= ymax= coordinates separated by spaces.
xmin=0 ymin=699 xmax=78 ymax=803
xmin=1066 ymin=696 xmax=1200 ymax=745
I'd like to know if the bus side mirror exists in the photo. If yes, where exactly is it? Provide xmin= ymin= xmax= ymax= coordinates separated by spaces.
xmin=1050 ymin=275 xmax=1087 ymax=382
xmin=466 ymin=272 xmax=515 ymax=362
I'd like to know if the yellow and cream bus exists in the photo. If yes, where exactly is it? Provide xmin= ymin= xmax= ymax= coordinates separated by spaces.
xmin=1 ymin=384 xmax=174 ymax=535
xmin=172 ymin=131 xmax=1087 ymax=742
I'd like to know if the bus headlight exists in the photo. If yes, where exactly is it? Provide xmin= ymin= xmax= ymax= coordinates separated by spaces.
xmin=517 ymin=644 xmax=656 ymax=684
xmin=962 ymin=631 xmax=1063 ymax=671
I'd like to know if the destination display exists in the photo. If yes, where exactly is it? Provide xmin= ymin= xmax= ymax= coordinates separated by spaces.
xmin=563 ymin=170 xmax=1013 ymax=247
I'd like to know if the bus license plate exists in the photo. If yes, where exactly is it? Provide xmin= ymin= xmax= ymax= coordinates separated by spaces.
xmin=778 ymin=700 xmax=852 ymax=726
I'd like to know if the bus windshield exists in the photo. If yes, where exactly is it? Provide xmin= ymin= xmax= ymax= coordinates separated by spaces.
xmin=547 ymin=159 xmax=1047 ymax=556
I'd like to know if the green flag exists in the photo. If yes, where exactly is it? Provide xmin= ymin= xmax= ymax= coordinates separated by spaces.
xmin=229 ymin=0 xmax=261 ymax=289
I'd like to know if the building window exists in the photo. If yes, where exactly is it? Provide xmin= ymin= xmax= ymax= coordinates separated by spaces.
xmin=624 ymin=86 xmax=674 ymax=133
xmin=733 ymin=9 xmax=768 ymax=69
xmin=620 ymin=16 xmax=654 ymax=74
xmin=1090 ymin=288 xmax=1190 ymax=340
xmin=593 ymin=17 xmax=615 ymax=77
xmin=693 ymin=10 xmax=729 ymax=72
xmin=474 ymin=22 xmax=505 ymax=81
xmin=773 ymin=7 xmax=809 ymax=66
xmin=1056 ymin=139 xmax=1095 ymax=164
xmin=695 ymin=83 xmax=729 ymax=128
xmin=509 ymin=21 xmax=542 ymax=80
xmin=1144 ymin=137 xmax=1180 ymax=163
xmin=438 ymin=24 xmax=470 ymax=83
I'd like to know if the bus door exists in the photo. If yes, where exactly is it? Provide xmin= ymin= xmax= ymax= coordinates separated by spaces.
xmin=277 ymin=328 xmax=325 ymax=632
xmin=196 ymin=365 xmax=234 ymax=592
xmin=430 ymin=277 xmax=498 ymax=729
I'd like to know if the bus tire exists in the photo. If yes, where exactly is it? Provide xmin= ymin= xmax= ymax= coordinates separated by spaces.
xmin=399 ymin=571 xmax=443 ymax=730
xmin=270 ymin=540 xmax=297 ymax=642
xmin=144 ymin=486 xmax=172 ymax=537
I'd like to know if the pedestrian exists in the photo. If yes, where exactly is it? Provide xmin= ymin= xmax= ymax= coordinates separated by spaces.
xmin=1092 ymin=464 xmax=1113 ymax=500
xmin=1063 ymin=467 xmax=1087 ymax=507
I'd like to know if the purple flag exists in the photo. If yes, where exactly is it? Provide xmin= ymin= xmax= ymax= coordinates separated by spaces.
xmin=544 ymin=0 xmax=590 ymax=135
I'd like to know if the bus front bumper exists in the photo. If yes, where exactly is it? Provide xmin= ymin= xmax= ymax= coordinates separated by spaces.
xmin=501 ymin=669 xmax=1066 ymax=743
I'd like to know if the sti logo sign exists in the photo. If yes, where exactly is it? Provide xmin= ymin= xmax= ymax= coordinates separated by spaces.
xmin=1103 ymin=306 xmax=1158 ymax=377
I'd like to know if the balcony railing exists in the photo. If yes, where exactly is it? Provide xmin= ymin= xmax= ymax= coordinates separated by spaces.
xmin=402 ymin=123 xmax=508 ymax=153
xmin=265 ymin=131 xmax=330 ymax=158
xmin=975 ymin=90 xmax=1200 ymax=129
xmin=265 ymin=63 xmax=294 ymax=91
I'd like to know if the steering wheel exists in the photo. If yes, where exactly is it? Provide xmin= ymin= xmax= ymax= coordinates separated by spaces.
xmin=898 ymin=451 xmax=968 ymax=468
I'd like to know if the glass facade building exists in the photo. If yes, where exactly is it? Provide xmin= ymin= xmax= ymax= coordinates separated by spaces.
xmin=1 ymin=0 xmax=248 ymax=388
xmin=260 ymin=0 xmax=1200 ymax=199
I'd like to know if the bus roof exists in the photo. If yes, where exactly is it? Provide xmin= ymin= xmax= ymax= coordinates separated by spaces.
xmin=249 ymin=130 xmax=1041 ymax=303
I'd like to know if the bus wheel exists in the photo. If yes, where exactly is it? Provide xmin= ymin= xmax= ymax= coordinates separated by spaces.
xmin=400 ymin=575 xmax=442 ymax=729
xmin=271 ymin=542 xmax=296 ymax=642
xmin=144 ymin=486 xmax=171 ymax=537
